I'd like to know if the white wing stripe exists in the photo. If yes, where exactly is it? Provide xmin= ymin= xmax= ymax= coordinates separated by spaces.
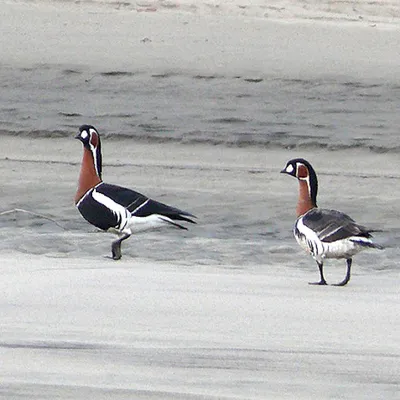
xmin=131 ymin=199 xmax=150 ymax=215
xmin=318 ymin=224 xmax=341 ymax=240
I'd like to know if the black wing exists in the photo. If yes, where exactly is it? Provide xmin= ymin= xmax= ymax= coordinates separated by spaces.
xmin=302 ymin=208 xmax=372 ymax=243
xmin=97 ymin=183 xmax=196 ymax=224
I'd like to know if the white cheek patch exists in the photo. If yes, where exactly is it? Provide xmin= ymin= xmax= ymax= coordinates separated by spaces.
xmin=81 ymin=130 xmax=88 ymax=139
xmin=285 ymin=164 xmax=294 ymax=174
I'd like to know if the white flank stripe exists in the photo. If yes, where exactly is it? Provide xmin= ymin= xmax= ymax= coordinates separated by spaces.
xmin=92 ymin=190 xmax=129 ymax=230
xmin=295 ymin=217 xmax=325 ymax=261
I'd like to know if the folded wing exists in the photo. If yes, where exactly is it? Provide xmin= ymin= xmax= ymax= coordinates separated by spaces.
xmin=301 ymin=208 xmax=372 ymax=243
xmin=96 ymin=183 xmax=196 ymax=224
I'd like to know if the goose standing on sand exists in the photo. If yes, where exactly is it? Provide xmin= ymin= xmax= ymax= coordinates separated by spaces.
xmin=75 ymin=125 xmax=196 ymax=260
xmin=281 ymin=158 xmax=382 ymax=286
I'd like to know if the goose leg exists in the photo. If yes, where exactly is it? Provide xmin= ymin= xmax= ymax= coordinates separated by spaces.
xmin=332 ymin=258 xmax=352 ymax=287
xmin=111 ymin=233 xmax=130 ymax=260
xmin=309 ymin=261 xmax=327 ymax=285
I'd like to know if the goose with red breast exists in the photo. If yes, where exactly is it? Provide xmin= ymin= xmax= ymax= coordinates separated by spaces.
xmin=75 ymin=125 xmax=196 ymax=260
xmin=281 ymin=158 xmax=382 ymax=286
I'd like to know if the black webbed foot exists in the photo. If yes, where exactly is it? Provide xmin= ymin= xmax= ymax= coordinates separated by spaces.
xmin=331 ymin=278 xmax=350 ymax=287
xmin=308 ymin=280 xmax=328 ymax=286
xmin=330 ymin=282 xmax=348 ymax=287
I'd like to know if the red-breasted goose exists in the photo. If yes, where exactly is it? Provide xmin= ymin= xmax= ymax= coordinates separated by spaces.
xmin=281 ymin=158 xmax=382 ymax=286
xmin=75 ymin=125 xmax=196 ymax=260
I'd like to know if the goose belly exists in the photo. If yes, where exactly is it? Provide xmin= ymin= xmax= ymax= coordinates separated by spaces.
xmin=321 ymin=238 xmax=368 ymax=259
xmin=295 ymin=231 xmax=367 ymax=260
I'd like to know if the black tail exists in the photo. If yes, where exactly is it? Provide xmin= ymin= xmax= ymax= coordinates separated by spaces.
xmin=351 ymin=238 xmax=384 ymax=250
xmin=171 ymin=212 xmax=197 ymax=225
xmin=160 ymin=217 xmax=190 ymax=230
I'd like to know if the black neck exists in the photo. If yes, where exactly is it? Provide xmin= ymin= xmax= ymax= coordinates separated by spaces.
xmin=308 ymin=165 xmax=318 ymax=207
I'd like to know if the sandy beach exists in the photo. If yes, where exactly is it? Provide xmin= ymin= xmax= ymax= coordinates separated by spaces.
xmin=1 ymin=1 xmax=400 ymax=399
xmin=1 ymin=251 xmax=399 ymax=399
xmin=2 ymin=0 xmax=400 ymax=79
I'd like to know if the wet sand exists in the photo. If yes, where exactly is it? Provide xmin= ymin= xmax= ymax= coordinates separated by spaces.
xmin=1 ymin=135 xmax=399 ymax=399
xmin=1 ymin=1 xmax=400 ymax=399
